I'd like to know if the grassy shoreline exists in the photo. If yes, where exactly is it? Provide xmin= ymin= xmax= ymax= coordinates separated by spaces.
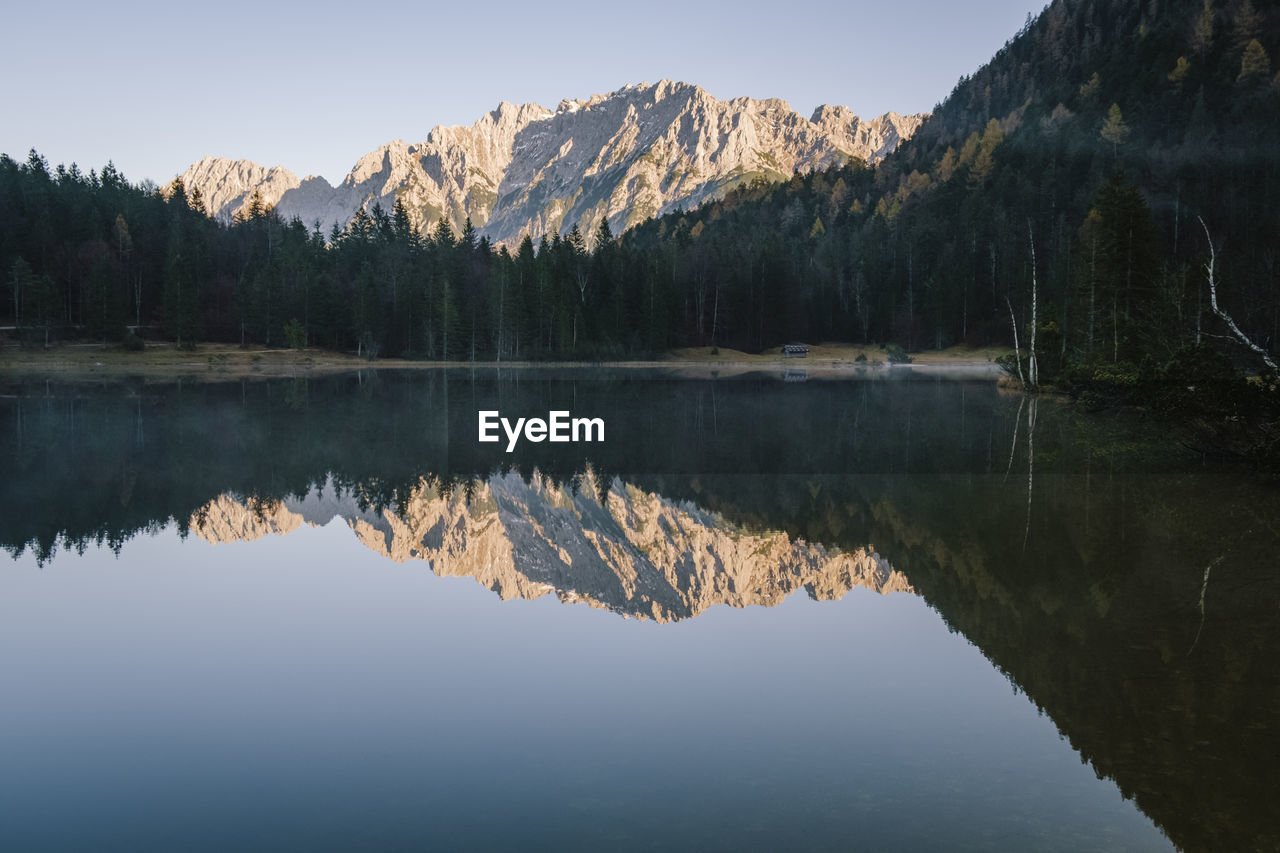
xmin=0 ymin=341 xmax=1011 ymax=382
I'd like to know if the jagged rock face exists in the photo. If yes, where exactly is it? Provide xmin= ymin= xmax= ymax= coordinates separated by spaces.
xmin=179 ymin=156 xmax=306 ymax=219
xmin=809 ymin=106 xmax=922 ymax=163
xmin=192 ymin=472 xmax=913 ymax=622
xmin=177 ymin=81 xmax=925 ymax=246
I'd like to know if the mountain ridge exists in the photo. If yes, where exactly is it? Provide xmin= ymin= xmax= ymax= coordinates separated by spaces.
xmin=178 ymin=80 xmax=924 ymax=245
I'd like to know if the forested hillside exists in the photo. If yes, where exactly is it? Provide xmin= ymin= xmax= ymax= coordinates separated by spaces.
xmin=626 ymin=0 xmax=1280 ymax=368
xmin=3 ymin=0 xmax=1278 ymax=387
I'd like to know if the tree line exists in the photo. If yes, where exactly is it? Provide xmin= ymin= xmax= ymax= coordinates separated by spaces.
xmin=0 ymin=153 xmax=680 ymax=360
xmin=3 ymin=0 xmax=1278 ymax=394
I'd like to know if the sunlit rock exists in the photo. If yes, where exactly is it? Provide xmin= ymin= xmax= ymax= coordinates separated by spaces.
xmin=177 ymin=81 xmax=926 ymax=246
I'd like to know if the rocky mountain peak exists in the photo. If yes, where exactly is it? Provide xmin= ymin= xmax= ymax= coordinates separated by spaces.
xmin=177 ymin=156 xmax=305 ymax=219
xmin=179 ymin=81 xmax=928 ymax=244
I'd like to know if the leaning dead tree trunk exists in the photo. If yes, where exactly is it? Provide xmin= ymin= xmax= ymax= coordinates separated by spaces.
xmin=1199 ymin=216 xmax=1277 ymax=372
xmin=1006 ymin=295 xmax=1025 ymax=387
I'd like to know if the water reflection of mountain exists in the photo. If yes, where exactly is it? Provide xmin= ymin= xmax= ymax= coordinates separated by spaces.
xmin=192 ymin=473 xmax=911 ymax=622
xmin=1 ymin=369 xmax=1187 ymax=564
xmin=3 ymin=372 xmax=1278 ymax=851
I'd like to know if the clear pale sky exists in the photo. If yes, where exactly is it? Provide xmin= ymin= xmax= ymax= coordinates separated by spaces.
xmin=2 ymin=0 xmax=1043 ymax=186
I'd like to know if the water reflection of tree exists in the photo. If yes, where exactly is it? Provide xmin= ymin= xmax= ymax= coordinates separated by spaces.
xmin=2 ymin=372 xmax=1277 ymax=850
xmin=0 ymin=372 xmax=1004 ymax=562
xmin=671 ymin=470 xmax=1276 ymax=853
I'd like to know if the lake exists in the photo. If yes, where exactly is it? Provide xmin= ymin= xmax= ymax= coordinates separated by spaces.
xmin=2 ymin=367 xmax=1276 ymax=851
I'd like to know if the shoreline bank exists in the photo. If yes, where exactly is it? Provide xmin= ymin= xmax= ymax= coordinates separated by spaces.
xmin=0 ymin=342 xmax=1009 ymax=382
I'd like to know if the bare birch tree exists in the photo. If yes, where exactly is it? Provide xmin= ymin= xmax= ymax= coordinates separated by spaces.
xmin=1028 ymin=219 xmax=1039 ymax=388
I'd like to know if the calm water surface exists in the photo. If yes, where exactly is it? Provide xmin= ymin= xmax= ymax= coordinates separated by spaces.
xmin=2 ymin=368 xmax=1276 ymax=852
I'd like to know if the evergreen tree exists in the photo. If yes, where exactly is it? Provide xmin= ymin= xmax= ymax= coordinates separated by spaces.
xmin=163 ymin=221 xmax=201 ymax=348
xmin=1077 ymin=173 xmax=1161 ymax=364
xmin=1238 ymin=39 xmax=1271 ymax=83
xmin=433 ymin=215 xmax=455 ymax=249
xmin=594 ymin=216 xmax=614 ymax=250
